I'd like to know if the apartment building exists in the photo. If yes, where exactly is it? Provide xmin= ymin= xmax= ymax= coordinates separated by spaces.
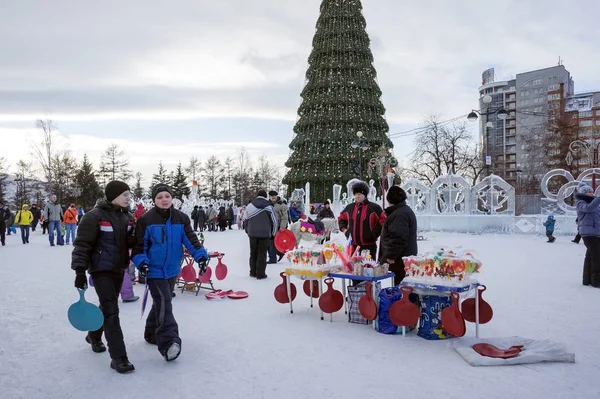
xmin=477 ymin=65 xmax=600 ymax=184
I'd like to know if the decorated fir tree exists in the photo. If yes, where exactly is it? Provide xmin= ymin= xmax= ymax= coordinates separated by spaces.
xmin=283 ymin=0 xmax=392 ymax=201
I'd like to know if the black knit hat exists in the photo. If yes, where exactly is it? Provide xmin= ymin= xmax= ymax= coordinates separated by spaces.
xmin=105 ymin=180 xmax=130 ymax=202
xmin=268 ymin=190 xmax=278 ymax=197
xmin=352 ymin=181 xmax=369 ymax=196
xmin=152 ymin=183 xmax=173 ymax=201
xmin=386 ymin=186 xmax=407 ymax=205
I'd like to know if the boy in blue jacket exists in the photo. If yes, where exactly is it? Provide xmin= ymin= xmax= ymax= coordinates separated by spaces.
xmin=543 ymin=215 xmax=556 ymax=243
xmin=132 ymin=183 xmax=208 ymax=362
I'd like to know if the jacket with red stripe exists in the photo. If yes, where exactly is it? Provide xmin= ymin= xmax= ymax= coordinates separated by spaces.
xmin=338 ymin=199 xmax=386 ymax=246
xmin=71 ymin=200 xmax=135 ymax=274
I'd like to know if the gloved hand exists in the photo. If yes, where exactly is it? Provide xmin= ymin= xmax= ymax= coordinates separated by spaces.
xmin=74 ymin=270 xmax=87 ymax=289
xmin=197 ymin=260 xmax=208 ymax=276
xmin=197 ymin=248 xmax=208 ymax=262
xmin=139 ymin=263 xmax=149 ymax=277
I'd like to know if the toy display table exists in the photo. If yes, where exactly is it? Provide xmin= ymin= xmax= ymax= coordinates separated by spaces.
xmin=328 ymin=272 xmax=396 ymax=328
xmin=400 ymin=278 xmax=482 ymax=337
xmin=284 ymin=265 xmax=341 ymax=320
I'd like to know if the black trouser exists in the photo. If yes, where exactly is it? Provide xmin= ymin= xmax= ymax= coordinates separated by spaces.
xmin=546 ymin=231 xmax=555 ymax=242
xmin=145 ymin=277 xmax=180 ymax=356
xmin=582 ymin=236 xmax=600 ymax=287
xmin=0 ymin=222 xmax=5 ymax=245
xmin=20 ymin=226 xmax=30 ymax=243
xmin=88 ymin=272 xmax=127 ymax=360
xmin=228 ymin=219 xmax=232 ymax=229
xmin=249 ymin=237 xmax=270 ymax=277
xmin=389 ymin=258 xmax=407 ymax=286
xmin=42 ymin=221 xmax=48 ymax=234
xmin=193 ymin=219 xmax=199 ymax=231
xmin=31 ymin=219 xmax=38 ymax=232
xmin=573 ymin=233 xmax=581 ymax=243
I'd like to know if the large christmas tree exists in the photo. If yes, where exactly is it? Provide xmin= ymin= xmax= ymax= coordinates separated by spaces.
xmin=283 ymin=0 xmax=392 ymax=201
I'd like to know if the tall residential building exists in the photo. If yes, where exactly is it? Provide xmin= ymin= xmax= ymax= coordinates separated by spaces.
xmin=477 ymin=65 xmax=600 ymax=184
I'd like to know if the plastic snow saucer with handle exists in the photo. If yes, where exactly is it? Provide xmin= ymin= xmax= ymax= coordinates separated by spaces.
xmin=274 ymin=229 xmax=296 ymax=253
xmin=68 ymin=287 xmax=104 ymax=332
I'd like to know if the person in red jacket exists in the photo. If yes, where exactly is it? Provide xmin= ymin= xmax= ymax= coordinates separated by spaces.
xmin=338 ymin=180 xmax=386 ymax=261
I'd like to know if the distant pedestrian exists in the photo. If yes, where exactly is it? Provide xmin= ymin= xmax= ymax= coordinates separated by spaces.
xmin=543 ymin=215 xmax=556 ymax=243
xmin=243 ymin=190 xmax=278 ymax=279
xmin=14 ymin=204 xmax=34 ymax=244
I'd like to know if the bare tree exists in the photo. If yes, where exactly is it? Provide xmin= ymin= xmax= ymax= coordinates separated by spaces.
xmin=31 ymin=118 xmax=58 ymax=190
xmin=201 ymin=155 xmax=224 ymax=198
xmin=408 ymin=116 xmax=475 ymax=184
xmin=99 ymin=143 xmax=133 ymax=186
xmin=222 ymin=157 xmax=234 ymax=199
xmin=12 ymin=160 xmax=41 ymax=206
xmin=0 ymin=157 xmax=10 ymax=203
xmin=186 ymin=156 xmax=201 ymax=182
xmin=133 ymin=172 xmax=145 ymax=199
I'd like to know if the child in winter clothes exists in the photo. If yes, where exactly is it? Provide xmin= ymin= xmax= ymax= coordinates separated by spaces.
xmin=71 ymin=181 xmax=136 ymax=374
xmin=543 ymin=215 xmax=556 ymax=243
xmin=14 ymin=204 xmax=34 ymax=244
xmin=132 ymin=183 xmax=208 ymax=362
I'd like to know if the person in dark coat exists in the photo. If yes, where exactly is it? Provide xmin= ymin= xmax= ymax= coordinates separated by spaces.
xmin=191 ymin=205 xmax=200 ymax=231
xmin=243 ymin=190 xmax=278 ymax=279
xmin=197 ymin=206 xmax=206 ymax=232
xmin=30 ymin=204 xmax=41 ymax=232
xmin=318 ymin=201 xmax=335 ymax=220
xmin=379 ymin=186 xmax=418 ymax=285
xmin=576 ymin=183 xmax=600 ymax=287
xmin=217 ymin=206 xmax=227 ymax=231
xmin=0 ymin=201 xmax=10 ymax=246
xmin=132 ymin=183 xmax=208 ymax=362
xmin=338 ymin=181 xmax=386 ymax=260
xmin=71 ymin=180 xmax=136 ymax=373
xmin=226 ymin=205 xmax=234 ymax=230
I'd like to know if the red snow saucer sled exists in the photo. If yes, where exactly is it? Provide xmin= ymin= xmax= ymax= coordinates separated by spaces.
xmin=205 ymin=289 xmax=248 ymax=300
xmin=472 ymin=343 xmax=524 ymax=359
xmin=274 ymin=229 xmax=296 ymax=253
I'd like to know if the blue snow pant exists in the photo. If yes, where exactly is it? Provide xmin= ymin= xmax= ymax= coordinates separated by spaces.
xmin=145 ymin=277 xmax=181 ymax=356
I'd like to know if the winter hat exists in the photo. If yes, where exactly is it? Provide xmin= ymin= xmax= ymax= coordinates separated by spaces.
xmin=105 ymin=180 xmax=131 ymax=202
xmin=352 ymin=181 xmax=369 ymax=196
xmin=257 ymin=189 xmax=268 ymax=198
xmin=386 ymin=186 xmax=407 ymax=205
xmin=578 ymin=183 xmax=594 ymax=195
xmin=268 ymin=190 xmax=278 ymax=197
xmin=151 ymin=183 xmax=173 ymax=201
xmin=324 ymin=200 xmax=330 ymax=205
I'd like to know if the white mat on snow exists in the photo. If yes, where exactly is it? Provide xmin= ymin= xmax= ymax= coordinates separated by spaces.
xmin=451 ymin=336 xmax=575 ymax=366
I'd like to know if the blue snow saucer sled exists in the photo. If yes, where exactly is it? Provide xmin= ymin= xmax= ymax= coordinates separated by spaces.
xmin=68 ymin=287 xmax=104 ymax=332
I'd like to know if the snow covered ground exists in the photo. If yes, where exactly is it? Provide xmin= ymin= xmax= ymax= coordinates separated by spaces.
xmin=0 ymin=228 xmax=597 ymax=399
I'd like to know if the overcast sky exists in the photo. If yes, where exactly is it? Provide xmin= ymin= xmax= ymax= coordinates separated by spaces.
xmin=1 ymin=0 xmax=598 ymax=182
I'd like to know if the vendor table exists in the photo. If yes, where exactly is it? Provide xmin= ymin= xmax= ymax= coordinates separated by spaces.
xmin=400 ymin=278 xmax=482 ymax=338
xmin=284 ymin=266 xmax=340 ymax=320
xmin=328 ymin=272 xmax=396 ymax=328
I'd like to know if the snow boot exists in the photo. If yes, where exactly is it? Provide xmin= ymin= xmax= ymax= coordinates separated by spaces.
xmin=110 ymin=357 xmax=135 ymax=373
xmin=164 ymin=342 xmax=181 ymax=362
xmin=85 ymin=336 xmax=106 ymax=353
xmin=122 ymin=295 xmax=140 ymax=303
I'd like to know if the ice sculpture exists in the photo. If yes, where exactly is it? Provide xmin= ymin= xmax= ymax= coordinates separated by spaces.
xmin=472 ymin=174 xmax=515 ymax=215
xmin=401 ymin=178 xmax=430 ymax=214
xmin=540 ymin=168 xmax=600 ymax=215
xmin=430 ymin=174 xmax=471 ymax=214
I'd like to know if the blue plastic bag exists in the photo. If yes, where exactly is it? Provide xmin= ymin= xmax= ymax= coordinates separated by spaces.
xmin=376 ymin=287 xmax=403 ymax=334
xmin=418 ymin=295 xmax=453 ymax=340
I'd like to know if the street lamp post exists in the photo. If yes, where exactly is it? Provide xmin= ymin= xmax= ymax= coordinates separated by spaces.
xmin=467 ymin=94 xmax=508 ymax=177
xmin=351 ymin=131 xmax=369 ymax=179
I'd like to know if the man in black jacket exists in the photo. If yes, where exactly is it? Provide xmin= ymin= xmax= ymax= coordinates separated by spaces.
xmin=379 ymin=186 xmax=418 ymax=285
xmin=30 ymin=204 xmax=41 ymax=232
xmin=243 ymin=190 xmax=278 ymax=279
xmin=71 ymin=181 xmax=136 ymax=374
